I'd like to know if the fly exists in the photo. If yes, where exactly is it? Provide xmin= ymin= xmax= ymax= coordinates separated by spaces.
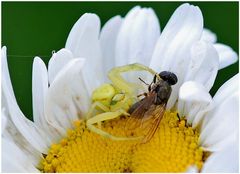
xmin=125 ymin=71 xmax=178 ymax=143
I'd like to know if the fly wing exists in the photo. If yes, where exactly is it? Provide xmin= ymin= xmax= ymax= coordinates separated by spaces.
xmin=141 ymin=103 xmax=166 ymax=143
xmin=124 ymin=92 xmax=156 ymax=134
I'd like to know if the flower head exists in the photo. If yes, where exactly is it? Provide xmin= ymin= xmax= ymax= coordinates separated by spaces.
xmin=2 ymin=3 xmax=238 ymax=173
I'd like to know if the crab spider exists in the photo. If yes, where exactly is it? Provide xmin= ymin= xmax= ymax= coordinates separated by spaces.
xmin=86 ymin=63 xmax=158 ymax=141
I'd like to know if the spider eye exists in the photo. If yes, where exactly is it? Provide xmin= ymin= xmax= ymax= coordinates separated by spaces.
xmin=159 ymin=71 xmax=178 ymax=85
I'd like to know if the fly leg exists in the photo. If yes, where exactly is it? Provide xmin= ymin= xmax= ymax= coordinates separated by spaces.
xmin=137 ymin=92 xmax=148 ymax=98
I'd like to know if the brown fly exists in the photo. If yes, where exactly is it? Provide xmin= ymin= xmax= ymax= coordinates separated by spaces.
xmin=125 ymin=71 xmax=178 ymax=143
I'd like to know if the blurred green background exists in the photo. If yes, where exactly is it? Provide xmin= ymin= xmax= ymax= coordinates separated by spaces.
xmin=2 ymin=2 xmax=239 ymax=120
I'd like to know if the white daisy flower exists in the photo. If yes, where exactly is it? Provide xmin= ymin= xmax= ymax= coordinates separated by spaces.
xmin=2 ymin=3 xmax=238 ymax=173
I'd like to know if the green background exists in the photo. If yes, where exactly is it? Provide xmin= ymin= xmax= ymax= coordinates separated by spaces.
xmin=2 ymin=2 xmax=239 ymax=120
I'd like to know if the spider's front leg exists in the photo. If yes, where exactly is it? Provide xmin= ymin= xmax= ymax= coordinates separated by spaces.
xmin=108 ymin=63 xmax=157 ymax=95
xmin=86 ymin=101 xmax=110 ymax=119
xmin=86 ymin=101 xmax=110 ymax=128
xmin=86 ymin=109 xmax=142 ymax=141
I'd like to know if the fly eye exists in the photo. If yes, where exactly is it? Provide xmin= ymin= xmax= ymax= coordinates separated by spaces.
xmin=159 ymin=71 xmax=178 ymax=85
xmin=168 ymin=73 xmax=178 ymax=85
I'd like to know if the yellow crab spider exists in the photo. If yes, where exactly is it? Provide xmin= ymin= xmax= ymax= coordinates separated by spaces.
xmin=86 ymin=63 xmax=158 ymax=141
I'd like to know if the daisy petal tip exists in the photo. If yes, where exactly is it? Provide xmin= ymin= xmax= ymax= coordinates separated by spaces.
xmin=179 ymin=81 xmax=211 ymax=103
xmin=177 ymin=3 xmax=201 ymax=14
xmin=48 ymin=48 xmax=75 ymax=84
xmin=33 ymin=56 xmax=43 ymax=64
xmin=50 ymin=48 xmax=74 ymax=61
xmin=81 ymin=12 xmax=100 ymax=20
xmin=186 ymin=4 xmax=203 ymax=24
xmin=201 ymin=28 xmax=217 ymax=43
xmin=58 ymin=48 xmax=73 ymax=55
xmin=116 ymin=4 xmax=160 ymax=67
xmin=213 ymin=73 xmax=239 ymax=105
xmin=71 ymin=12 xmax=100 ymax=29
xmin=112 ymin=15 xmax=122 ymax=21
xmin=178 ymin=3 xmax=190 ymax=8
xmin=1 ymin=46 xmax=7 ymax=59
xmin=128 ymin=5 xmax=141 ymax=13
xmin=214 ymin=43 xmax=238 ymax=69
xmin=2 ymin=45 xmax=7 ymax=51
xmin=144 ymin=7 xmax=159 ymax=23
xmin=65 ymin=12 xmax=101 ymax=52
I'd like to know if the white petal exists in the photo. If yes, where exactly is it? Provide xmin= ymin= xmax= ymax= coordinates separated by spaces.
xmin=201 ymin=141 xmax=239 ymax=173
xmin=115 ymin=6 xmax=160 ymax=66
xmin=100 ymin=15 xmax=123 ymax=79
xmin=48 ymin=48 xmax=74 ymax=84
xmin=178 ymin=81 xmax=212 ymax=104
xmin=200 ymin=29 xmax=238 ymax=70
xmin=2 ymin=110 xmax=42 ymax=167
xmin=127 ymin=8 xmax=160 ymax=65
xmin=1 ymin=46 xmax=16 ymax=101
xmin=32 ymin=57 xmax=61 ymax=142
xmin=184 ymin=41 xmax=219 ymax=91
xmin=200 ymin=28 xmax=217 ymax=43
xmin=178 ymin=81 xmax=213 ymax=127
xmin=3 ymin=88 xmax=41 ymax=166
xmin=2 ymin=108 xmax=7 ymax=132
xmin=200 ymin=91 xmax=238 ymax=151
xmin=150 ymin=3 xmax=203 ymax=109
xmin=65 ymin=13 xmax=104 ymax=91
xmin=214 ymin=43 xmax=238 ymax=69
xmin=65 ymin=13 xmax=100 ymax=56
xmin=200 ymin=74 xmax=239 ymax=148
xmin=213 ymin=74 xmax=239 ymax=106
xmin=114 ymin=6 xmax=140 ymax=66
xmin=32 ymin=57 xmax=48 ymax=128
xmin=2 ymin=138 xmax=39 ymax=172
xmin=45 ymin=58 xmax=90 ymax=136
xmin=2 ymin=51 xmax=51 ymax=153
xmin=202 ymin=74 xmax=238 ymax=127
xmin=2 ymin=78 xmax=51 ymax=153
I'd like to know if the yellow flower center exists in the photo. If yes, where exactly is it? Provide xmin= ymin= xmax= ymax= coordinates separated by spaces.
xmin=40 ymin=111 xmax=206 ymax=172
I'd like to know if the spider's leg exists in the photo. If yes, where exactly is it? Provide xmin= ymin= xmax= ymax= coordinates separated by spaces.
xmin=86 ymin=101 xmax=110 ymax=128
xmin=87 ymin=109 xmax=142 ymax=141
xmin=108 ymin=63 xmax=157 ymax=95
